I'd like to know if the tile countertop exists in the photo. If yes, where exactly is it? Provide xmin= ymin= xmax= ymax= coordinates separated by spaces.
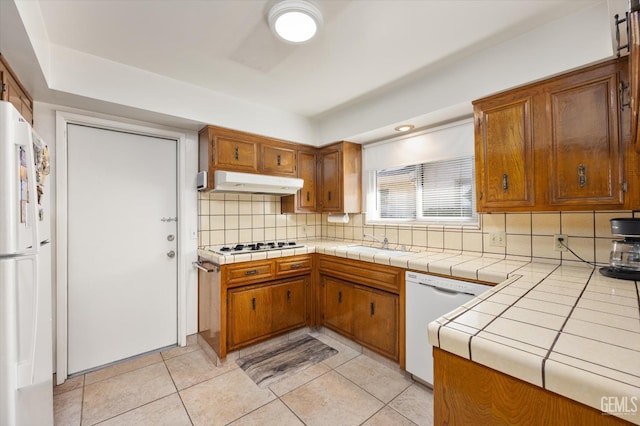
xmin=428 ymin=264 xmax=640 ymax=425
xmin=197 ymin=239 xmax=640 ymax=424
xmin=197 ymin=239 xmax=529 ymax=284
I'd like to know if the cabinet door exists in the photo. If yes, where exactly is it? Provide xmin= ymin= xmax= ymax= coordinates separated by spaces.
xmin=271 ymin=277 xmax=307 ymax=333
xmin=353 ymin=287 xmax=398 ymax=360
xmin=227 ymin=285 xmax=272 ymax=348
xmin=545 ymin=71 xmax=624 ymax=207
xmin=319 ymin=149 xmax=342 ymax=212
xmin=261 ymin=145 xmax=296 ymax=176
xmin=216 ymin=137 xmax=258 ymax=172
xmin=322 ymin=277 xmax=353 ymax=335
xmin=474 ymin=95 xmax=534 ymax=210
xmin=297 ymin=150 xmax=317 ymax=211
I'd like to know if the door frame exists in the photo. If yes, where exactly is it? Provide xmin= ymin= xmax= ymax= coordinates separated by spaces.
xmin=55 ymin=111 xmax=189 ymax=383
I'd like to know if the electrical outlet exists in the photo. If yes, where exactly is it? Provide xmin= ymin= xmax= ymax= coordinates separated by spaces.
xmin=489 ymin=231 xmax=506 ymax=247
xmin=554 ymin=234 xmax=568 ymax=251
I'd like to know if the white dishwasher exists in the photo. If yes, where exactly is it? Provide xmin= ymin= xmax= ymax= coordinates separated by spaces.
xmin=405 ymin=270 xmax=491 ymax=386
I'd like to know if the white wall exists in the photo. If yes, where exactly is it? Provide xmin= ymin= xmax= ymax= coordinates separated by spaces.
xmin=315 ymin=1 xmax=619 ymax=144
xmin=33 ymin=102 xmax=199 ymax=372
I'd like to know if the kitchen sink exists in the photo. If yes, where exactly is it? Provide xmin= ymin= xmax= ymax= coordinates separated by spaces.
xmin=344 ymin=245 xmax=414 ymax=257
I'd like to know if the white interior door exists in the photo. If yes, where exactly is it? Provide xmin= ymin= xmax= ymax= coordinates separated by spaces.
xmin=67 ymin=124 xmax=177 ymax=374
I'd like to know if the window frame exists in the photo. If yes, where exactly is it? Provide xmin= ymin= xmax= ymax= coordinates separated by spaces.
xmin=365 ymin=156 xmax=479 ymax=227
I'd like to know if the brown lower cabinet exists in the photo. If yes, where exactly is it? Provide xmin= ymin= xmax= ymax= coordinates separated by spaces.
xmin=322 ymin=276 xmax=399 ymax=361
xmin=199 ymin=254 xmax=405 ymax=366
xmin=434 ymin=348 xmax=631 ymax=425
xmin=319 ymin=255 xmax=404 ymax=365
xmin=198 ymin=255 xmax=313 ymax=359
xmin=227 ymin=277 xmax=308 ymax=350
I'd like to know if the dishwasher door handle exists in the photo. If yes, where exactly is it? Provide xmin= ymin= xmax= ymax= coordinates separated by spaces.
xmin=413 ymin=281 xmax=474 ymax=297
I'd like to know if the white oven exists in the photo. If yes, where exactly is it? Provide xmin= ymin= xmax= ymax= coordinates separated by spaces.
xmin=405 ymin=271 xmax=491 ymax=386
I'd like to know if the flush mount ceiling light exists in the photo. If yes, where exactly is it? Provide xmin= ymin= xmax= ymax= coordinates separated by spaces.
xmin=268 ymin=0 xmax=323 ymax=44
xmin=394 ymin=124 xmax=415 ymax=132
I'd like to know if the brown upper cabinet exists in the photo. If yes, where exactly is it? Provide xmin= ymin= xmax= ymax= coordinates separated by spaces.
xmin=283 ymin=141 xmax=362 ymax=214
xmin=0 ymin=53 xmax=33 ymax=125
xmin=474 ymin=57 xmax=634 ymax=212
xmin=261 ymin=144 xmax=296 ymax=176
xmin=282 ymin=148 xmax=318 ymax=213
xmin=199 ymin=126 xmax=363 ymax=213
xmin=199 ymin=125 xmax=306 ymax=190
xmin=474 ymin=93 xmax=535 ymax=210
xmin=318 ymin=141 xmax=362 ymax=213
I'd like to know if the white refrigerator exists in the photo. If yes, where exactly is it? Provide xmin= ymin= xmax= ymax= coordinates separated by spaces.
xmin=0 ymin=101 xmax=53 ymax=425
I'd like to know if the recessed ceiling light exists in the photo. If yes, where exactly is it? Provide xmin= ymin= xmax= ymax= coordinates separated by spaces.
xmin=394 ymin=124 xmax=415 ymax=132
xmin=268 ymin=0 xmax=323 ymax=44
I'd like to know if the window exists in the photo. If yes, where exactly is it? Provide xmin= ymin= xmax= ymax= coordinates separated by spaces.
xmin=369 ymin=157 xmax=477 ymax=225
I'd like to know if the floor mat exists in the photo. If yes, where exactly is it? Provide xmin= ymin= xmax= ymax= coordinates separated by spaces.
xmin=237 ymin=334 xmax=338 ymax=388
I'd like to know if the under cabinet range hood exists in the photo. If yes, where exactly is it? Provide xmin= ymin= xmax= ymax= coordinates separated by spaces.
xmin=206 ymin=170 xmax=303 ymax=195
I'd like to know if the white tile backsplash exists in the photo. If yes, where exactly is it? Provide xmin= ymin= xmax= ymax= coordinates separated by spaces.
xmin=197 ymin=192 xmax=633 ymax=266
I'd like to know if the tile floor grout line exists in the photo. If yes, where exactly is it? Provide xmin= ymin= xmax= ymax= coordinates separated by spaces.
xmin=167 ymin=356 xmax=196 ymax=426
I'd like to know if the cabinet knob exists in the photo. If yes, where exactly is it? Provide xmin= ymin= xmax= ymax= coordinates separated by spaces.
xmin=234 ymin=146 xmax=239 ymax=160
xmin=338 ymin=291 xmax=342 ymax=303
xmin=277 ymin=154 xmax=281 ymax=166
xmin=502 ymin=173 xmax=509 ymax=191
xmin=287 ymin=289 xmax=291 ymax=302
xmin=251 ymin=297 xmax=256 ymax=311
xmin=370 ymin=302 xmax=375 ymax=316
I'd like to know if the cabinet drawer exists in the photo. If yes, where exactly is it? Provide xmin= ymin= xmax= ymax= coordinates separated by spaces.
xmin=224 ymin=261 xmax=274 ymax=286
xmin=275 ymin=255 xmax=312 ymax=277
xmin=318 ymin=255 xmax=402 ymax=293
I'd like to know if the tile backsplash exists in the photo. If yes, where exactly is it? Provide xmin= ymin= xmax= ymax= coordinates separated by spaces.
xmin=198 ymin=192 xmax=636 ymax=266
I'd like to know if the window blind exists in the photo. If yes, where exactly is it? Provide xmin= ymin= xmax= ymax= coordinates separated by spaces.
xmin=372 ymin=157 xmax=477 ymax=224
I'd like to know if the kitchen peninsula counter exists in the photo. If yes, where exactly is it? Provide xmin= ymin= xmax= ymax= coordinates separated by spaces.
xmin=198 ymin=239 xmax=640 ymax=424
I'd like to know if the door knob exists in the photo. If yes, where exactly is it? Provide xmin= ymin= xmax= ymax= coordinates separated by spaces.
xmin=167 ymin=250 xmax=176 ymax=258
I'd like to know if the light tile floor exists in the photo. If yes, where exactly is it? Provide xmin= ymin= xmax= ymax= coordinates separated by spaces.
xmin=54 ymin=332 xmax=434 ymax=425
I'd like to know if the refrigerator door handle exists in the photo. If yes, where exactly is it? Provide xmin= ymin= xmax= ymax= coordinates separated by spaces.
xmin=16 ymin=121 xmax=39 ymax=256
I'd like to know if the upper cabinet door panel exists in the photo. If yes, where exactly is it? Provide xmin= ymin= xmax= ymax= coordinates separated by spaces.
xmin=297 ymin=150 xmax=317 ymax=211
xmin=320 ymin=149 xmax=342 ymax=211
xmin=261 ymin=145 xmax=296 ymax=176
xmin=547 ymin=74 xmax=623 ymax=206
xmin=475 ymin=96 xmax=534 ymax=210
xmin=216 ymin=137 xmax=258 ymax=172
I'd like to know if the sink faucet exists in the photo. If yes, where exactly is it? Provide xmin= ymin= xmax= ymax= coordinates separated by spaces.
xmin=363 ymin=233 xmax=389 ymax=249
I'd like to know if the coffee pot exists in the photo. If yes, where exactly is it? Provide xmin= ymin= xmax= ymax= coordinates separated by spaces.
xmin=600 ymin=218 xmax=640 ymax=280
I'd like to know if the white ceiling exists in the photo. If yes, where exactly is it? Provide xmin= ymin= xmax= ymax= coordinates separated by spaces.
xmin=1 ymin=0 xmax=625 ymax=144
xmin=35 ymin=0 xmax=600 ymax=119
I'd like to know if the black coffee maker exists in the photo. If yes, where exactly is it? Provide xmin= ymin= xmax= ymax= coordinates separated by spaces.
xmin=600 ymin=218 xmax=640 ymax=280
